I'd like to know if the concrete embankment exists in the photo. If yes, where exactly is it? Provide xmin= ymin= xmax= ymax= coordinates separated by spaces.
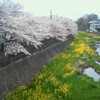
xmin=0 ymin=35 xmax=74 ymax=99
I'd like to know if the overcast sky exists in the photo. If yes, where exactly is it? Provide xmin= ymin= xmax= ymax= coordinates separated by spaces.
xmin=11 ymin=0 xmax=100 ymax=20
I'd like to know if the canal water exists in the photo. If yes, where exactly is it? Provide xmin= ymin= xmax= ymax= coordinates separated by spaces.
xmin=83 ymin=43 xmax=100 ymax=82
xmin=83 ymin=67 xmax=100 ymax=82
xmin=95 ymin=44 xmax=100 ymax=55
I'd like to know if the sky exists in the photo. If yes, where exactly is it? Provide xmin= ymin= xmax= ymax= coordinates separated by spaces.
xmin=4 ymin=0 xmax=100 ymax=20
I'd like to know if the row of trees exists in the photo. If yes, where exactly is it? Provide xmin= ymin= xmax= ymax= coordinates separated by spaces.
xmin=76 ymin=14 xmax=99 ymax=30
xmin=0 ymin=0 xmax=77 ymax=56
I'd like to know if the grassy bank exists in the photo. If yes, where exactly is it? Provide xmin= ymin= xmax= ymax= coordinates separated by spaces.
xmin=6 ymin=32 xmax=100 ymax=100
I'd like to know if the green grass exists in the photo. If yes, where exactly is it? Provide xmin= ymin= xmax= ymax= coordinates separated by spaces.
xmin=6 ymin=32 xmax=100 ymax=100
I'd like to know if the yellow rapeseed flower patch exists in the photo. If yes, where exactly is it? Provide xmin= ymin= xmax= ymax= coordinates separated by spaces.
xmin=37 ymin=73 xmax=44 ymax=79
xmin=83 ymin=37 xmax=89 ymax=40
xmin=45 ymin=75 xmax=60 ymax=87
xmin=74 ymin=43 xmax=85 ymax=54
xmin=85 ymin=45 xmax=95 ymax=55
xmin=30 ymin=86 xmax=53 ymax=100
xmin=93 ymin=35 xmax=100 ymax=39
xmin=65 ymin=64 xmax=72 ymax=70
xmin=54 ymin=84 xmax=71 ymax=96
xmin=61 ymin=53 xmax=67 ymax=59
xmin=63 ymin=70 xmax=75 ymax=78
xmin=63 ymin=64 xmax=75 ymax=78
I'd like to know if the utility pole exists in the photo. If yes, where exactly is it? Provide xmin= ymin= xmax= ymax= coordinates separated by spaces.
xmin=50 ymin=9 xmax=52 ymax=20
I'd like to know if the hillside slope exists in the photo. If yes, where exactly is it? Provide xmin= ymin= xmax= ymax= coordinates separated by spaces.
xmin=6 ymin=32 xmax=100 ymax=100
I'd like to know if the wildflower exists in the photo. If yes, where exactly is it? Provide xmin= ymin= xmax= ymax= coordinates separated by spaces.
xmin=74 ymin=43 xmax=85 ymax=54
xmin=54 ymin=84 xmax=71 ymax=96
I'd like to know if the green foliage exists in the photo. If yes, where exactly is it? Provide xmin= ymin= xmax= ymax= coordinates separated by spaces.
xmin=76 ymin=14 xmax=98 ymax=30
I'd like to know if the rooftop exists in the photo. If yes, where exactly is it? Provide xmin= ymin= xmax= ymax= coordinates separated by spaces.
xmin=89 ymin=19 xmax=100 ymax=23
xmin=93 ymin=19 xmax=100 ymax=21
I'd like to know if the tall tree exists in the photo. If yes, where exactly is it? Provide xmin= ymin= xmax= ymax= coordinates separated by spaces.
xmin=76 ymin=14 xmax=99 ymax=29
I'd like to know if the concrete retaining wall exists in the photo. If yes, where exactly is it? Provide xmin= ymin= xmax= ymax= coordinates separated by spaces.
xmin=0 ymin=35 xmax=74 ymax=99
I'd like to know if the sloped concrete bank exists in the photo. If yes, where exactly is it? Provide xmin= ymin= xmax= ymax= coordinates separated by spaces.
xmin=0 ymin=35 xmax=74 ymax=99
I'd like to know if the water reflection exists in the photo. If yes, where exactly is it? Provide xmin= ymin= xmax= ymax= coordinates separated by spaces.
xmin=83 ymin=43 xmax=100 ymax=82
xmin=96 ymin=61 xmax=100 ymax=65
xmin=83 ymin=67 xmax=100 ymax=82
xmin=95 ymin=44 xmax=100 ymax=55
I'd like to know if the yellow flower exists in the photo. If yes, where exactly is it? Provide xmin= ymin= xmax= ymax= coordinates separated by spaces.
xmin=65 ymin=64 xmax=72 ymax=70
xmin=63 ymin=64 xmax=75 ymax=78
xmin=85 ymin=45 xmax=95 ymax=55
xmin=55 ymin=84 xmax=71 ymax=96
xmin=38 ymin=73 xmax=44 ymax=79
xmin=45 ymin=75 xmax=60 ymax=87
xmin=74 ymin=43 xmax=85 ymax=54
xmin=83 ymin=37 xmax=89 ymax=40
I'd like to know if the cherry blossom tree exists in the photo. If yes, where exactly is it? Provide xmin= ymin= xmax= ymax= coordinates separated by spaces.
xmin=0 ymin=0 xmax=77 ymax=56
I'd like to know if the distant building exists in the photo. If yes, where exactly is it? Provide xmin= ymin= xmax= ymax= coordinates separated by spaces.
xmin=89 ymin=19 xmax=100 ymax=32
